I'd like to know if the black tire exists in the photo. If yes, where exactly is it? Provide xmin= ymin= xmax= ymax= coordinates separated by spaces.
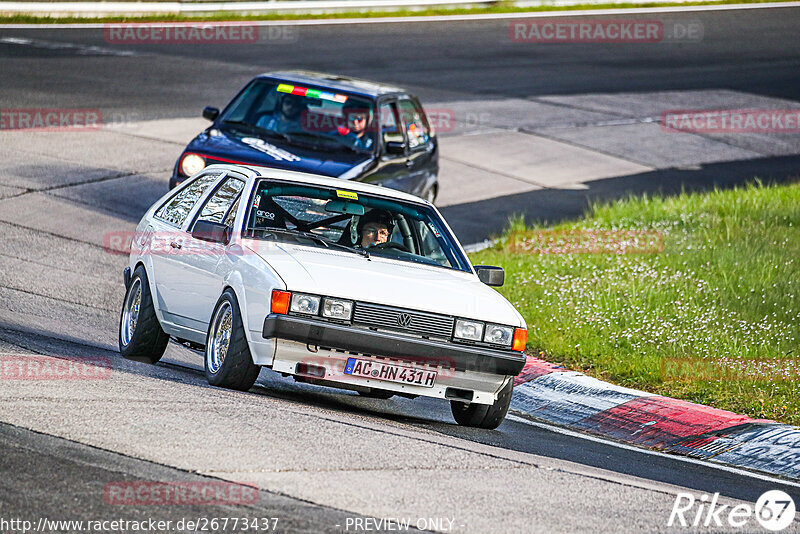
xmin=204 ymin=289 xmax=260 ymax=391
xmin=451 ymin=379 xmax=513 ymax=430
xmin=118 ymin=265 xmax=169 ymax=364
xmin=422 ymin=185 xmax=437 ymax=205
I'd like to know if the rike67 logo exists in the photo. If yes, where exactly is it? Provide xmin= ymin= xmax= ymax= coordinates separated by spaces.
xmin=669 ymin=490 xmax=796 ymax=531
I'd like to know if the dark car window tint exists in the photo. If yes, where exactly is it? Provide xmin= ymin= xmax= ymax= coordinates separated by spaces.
xmin=224 ymin=81 xmax=275 ymax=123
xmin=397 ymin=99 xmax=430 ymax=149
xmin=155 ymin=173 xmax=219 ymax=227
xmin=380 ymin=103 xmax=404 ymax=145
xmin=196 ymin=178 xmax=245 ymax=226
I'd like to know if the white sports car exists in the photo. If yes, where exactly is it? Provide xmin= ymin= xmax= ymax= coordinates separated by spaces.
xmin=119 ymin=164 xmax=527 ymax=429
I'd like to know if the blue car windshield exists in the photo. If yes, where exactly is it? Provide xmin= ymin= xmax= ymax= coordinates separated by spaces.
xmin=219 ymin=79 xmax=377 ymax=155
xmin=243 ymin=180 xmax=472 ymax=273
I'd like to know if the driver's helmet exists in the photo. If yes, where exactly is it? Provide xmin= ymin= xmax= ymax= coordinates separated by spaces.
xmin=357 ymin=209 xmax=394 ymax=237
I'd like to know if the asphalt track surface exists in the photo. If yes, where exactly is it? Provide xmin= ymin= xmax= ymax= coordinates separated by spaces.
xmin=1 ymin=6 xmax=800 ymax=533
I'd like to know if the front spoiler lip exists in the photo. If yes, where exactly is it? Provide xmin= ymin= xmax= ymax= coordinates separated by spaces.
xmin=262 ymin=314 xmax=525 ymax=376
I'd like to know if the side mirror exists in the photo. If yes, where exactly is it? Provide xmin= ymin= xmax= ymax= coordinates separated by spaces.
xmin=203 ymin=106 xmax=220 ymax=122
xmin=385 ymin=141 xmax=406 ymax=155
xmin=475 ymin=265 xmax=505 ymax=287
xmin=192 ymin=220 xmax=230 ymax=245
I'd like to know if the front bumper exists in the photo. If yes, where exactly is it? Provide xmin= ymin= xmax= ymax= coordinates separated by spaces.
xmin=262 ymin=314 xmax=525 ymax=376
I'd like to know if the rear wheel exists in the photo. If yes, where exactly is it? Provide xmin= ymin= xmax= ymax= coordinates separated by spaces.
xmin=451 ymin=379 xmax=513 ymax=429
xmin=118 ymin=265 xmax=169 ymax=364
xmin=205 ymin=289 xmax=260 ymax=391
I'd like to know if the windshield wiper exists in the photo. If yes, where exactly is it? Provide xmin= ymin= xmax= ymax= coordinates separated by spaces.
xmin=281 ymin=131 xmax=338 ymax=151
xmin=257 ymin=228 xmax=328 ymax=246
xmin=329 ymin=241 xmax=370 ymax=259
xmin=310 ymin=233 xmax=371 ymax=259
xmin=221 ymin=121 xmax=291 ymax=143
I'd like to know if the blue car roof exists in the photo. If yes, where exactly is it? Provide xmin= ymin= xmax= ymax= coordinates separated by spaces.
xmin=256 ymin=70 xmax=408 ymax=99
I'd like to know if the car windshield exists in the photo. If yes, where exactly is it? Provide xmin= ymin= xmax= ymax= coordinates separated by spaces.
xmin=242 ymin=180 xmax=471 ymax=272
xmin=219 ymin=79 xmax=377 ymax=155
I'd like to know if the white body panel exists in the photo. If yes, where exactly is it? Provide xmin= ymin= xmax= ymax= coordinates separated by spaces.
xmin=128 ymin=165 xmax=525 ymax=404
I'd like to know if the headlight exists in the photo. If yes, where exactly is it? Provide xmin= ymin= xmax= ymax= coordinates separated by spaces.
xmin=484 ymin=324 xmax=514 ymax=346
xmin=322 ymin=298 xmax=353 ymax=320
xmin=290 ymin=293 xmax=320 ymax=315
xmin=180 ymin=153 xmax=206 ymax=176
xmin=454 ymin=319 xmax=483 ymax=341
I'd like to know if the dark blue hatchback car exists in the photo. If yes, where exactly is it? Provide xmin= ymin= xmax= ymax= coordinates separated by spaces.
xmin=171 ymin=71 xmax=439 ymax=203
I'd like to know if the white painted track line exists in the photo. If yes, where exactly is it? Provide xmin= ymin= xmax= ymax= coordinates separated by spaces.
xmin=0 ymin=2 xmax=799 ymax=29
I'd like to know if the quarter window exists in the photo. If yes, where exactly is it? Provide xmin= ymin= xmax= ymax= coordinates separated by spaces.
xmin=380 ymin=103 xmax=404 ymax=145
xmin=155 ymin=173 xmax=219 ymax=227
xmin=397 ymin=100 xmax=430 ymax=149
xmin=223 ymin=197 xmax=241 ymax=228
xmin=196 ymin=177 xmax=245 ymax=226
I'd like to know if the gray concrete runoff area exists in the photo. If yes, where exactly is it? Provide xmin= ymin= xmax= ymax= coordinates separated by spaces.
xmin=1 ymin=7 xmax=800 ymax=533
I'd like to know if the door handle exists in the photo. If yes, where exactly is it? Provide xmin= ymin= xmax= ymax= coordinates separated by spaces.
xmin=405 ymin=159 xmax=413 ymax=168
xmin=170 ymin=241 xmax=182 ymax=249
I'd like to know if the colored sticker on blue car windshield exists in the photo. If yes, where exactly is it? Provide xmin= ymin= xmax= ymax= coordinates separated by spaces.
xmin=277 ymin=84 xmax=348 ymax=104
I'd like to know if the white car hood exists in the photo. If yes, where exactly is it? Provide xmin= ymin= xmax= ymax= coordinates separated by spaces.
xmin=244 ymin=241 xmax=524 ymax=327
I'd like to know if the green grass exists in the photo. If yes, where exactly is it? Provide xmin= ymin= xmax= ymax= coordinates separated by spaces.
xmin=470 ymin=181 xmax=800 ymax=425
xmin=0 ymin=0 xmax=792 ymax=24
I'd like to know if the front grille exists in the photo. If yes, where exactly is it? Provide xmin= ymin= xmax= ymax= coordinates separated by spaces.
xmin=352 ymin=302 xmax=454 ymax=340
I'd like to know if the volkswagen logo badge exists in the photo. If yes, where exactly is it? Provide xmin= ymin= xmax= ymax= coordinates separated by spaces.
xmin=397 ymin=313 xmax=412 ymax=328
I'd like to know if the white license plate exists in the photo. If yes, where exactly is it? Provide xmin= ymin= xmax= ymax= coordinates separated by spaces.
xmin=344 ymin=358 xmax=436 ymax=388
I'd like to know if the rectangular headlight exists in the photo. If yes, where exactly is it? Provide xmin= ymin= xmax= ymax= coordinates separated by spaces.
xmin=454 ymin=319 xmax=484 ymax=341
xmin=484 ymin=324 xmax=514 ymax=346
xmin=322 ymin=298 xmax=353 ymax=320
xmin=290 ymin=293 xmax=321 ymax=315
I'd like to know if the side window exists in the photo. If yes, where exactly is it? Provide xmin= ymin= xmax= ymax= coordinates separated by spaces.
xmin=417 ymin=220 xmax=448 ymax=266
xmin=155 ymin=173 xmax=219 ymax=227
xmin=196 ymin=178 xmax=245 ymax=226
xmin=397 ymin=99 xmax=430 ymax=150
xmin=380 ymin=103 xmax=404 ymax=145
xmin=223 ymin=196 xmax=241 ymax=228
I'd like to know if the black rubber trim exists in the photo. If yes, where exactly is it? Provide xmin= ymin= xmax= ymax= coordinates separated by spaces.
xmin=123 ymin=267 xmax=131 ymax=289
xmin=262 ymin=314 xmax=525 ymax=376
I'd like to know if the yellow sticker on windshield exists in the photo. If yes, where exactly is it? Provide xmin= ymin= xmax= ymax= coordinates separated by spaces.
xmin=336 ymin=190 xmax=358 ymax=200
